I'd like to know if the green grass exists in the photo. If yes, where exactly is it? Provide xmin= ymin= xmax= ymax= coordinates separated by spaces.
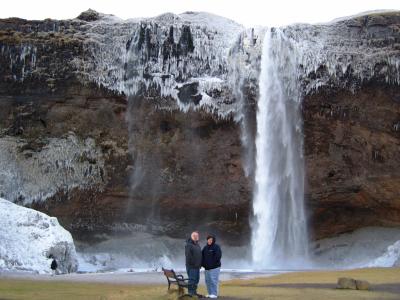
xmin=0 ymin=268 xmax=399 ymax=300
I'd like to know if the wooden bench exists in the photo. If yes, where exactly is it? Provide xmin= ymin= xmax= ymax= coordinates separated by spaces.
xmin=162 ymin=267 xmax=190 ymax=296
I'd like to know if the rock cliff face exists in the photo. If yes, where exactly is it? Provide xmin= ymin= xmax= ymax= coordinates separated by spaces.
xmin=0 ymin=11 xmax=250 ymax=244
xmin=304 ymin=82 xmax=400 ymax=239
xmin=0 ymin=10 xmax=399 ymax=245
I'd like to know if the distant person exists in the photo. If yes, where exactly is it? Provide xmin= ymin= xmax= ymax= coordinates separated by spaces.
xmin=185 ymin=231 xmax=203 ymax=297
xmin=50 ymin=257 xmax=58 ymax=276
xmin=202 ymin=234 xmax=222 ymax=299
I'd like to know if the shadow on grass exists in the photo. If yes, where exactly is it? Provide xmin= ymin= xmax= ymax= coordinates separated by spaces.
xmin=168 ymin=289 xmax=248 ymax=300
xmin=178 ymin=295 xmax=247 ymax=300
xmin=241 ymin=283 xmax=336 ymax=289
xmin=373 ymin=284 xmax=400 ymax=295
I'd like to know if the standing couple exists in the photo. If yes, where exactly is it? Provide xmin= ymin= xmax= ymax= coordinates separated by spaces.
xmin=185 ymin=231 xmax=222 ymax=298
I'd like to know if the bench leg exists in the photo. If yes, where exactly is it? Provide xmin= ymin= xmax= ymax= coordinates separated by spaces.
xmin=178 ymin=286 xmax=184 ymax=296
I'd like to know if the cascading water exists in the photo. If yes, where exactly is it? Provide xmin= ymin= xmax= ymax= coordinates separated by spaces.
xmin=251 ymin=28 xmax=309 ymax=269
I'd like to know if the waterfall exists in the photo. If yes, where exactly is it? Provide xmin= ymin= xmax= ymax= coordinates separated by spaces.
xmin=251 ymin=28 xmax=309 ymax=269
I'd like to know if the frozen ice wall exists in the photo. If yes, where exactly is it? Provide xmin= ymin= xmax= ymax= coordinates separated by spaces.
xmin=0 ymin=134 xmax=106 ymax=205
xmin=230 ymin=14 xmax=400 ymax=103
xmin=0 ymin=44 xmax=37 ymax=82
xmin=73 ymin=11 xmax=244 ymax=118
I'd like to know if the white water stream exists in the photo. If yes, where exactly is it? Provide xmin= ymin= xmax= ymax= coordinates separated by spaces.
xmin=252 ymin=28 xmax=309 ymax=269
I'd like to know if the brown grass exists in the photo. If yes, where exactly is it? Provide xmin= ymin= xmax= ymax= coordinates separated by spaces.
xmin=0 ymin=268 xmax=399 ymax=300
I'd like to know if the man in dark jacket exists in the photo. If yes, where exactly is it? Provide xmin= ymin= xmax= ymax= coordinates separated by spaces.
xmin=202 ymin=234 xmax=222 ymax=298
xmin=185 ymin=231 xmax=202 ymax=297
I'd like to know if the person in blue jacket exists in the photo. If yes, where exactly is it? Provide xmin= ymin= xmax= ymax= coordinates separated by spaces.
xmin=202 ymin=234 xmax=222 ymax=298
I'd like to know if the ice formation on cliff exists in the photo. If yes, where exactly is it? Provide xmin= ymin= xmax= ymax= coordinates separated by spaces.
xmin=0 ymin=134 xmax=106 ymax=204
xmin=74 ymin=11 xmax=244 ymax=118
xmin=1 ymin=11 xmax=399 ymax=118
xmin=233 ymin=14 xmax=400 ymax=99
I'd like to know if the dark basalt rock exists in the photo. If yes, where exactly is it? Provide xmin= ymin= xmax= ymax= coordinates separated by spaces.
xmin=77 ymin=9 xmax=100 ymax=22
xmin=303 ymin=81 xmax=400 ymax=240
xmin=177 ymin=82 xmax=202 ymax=105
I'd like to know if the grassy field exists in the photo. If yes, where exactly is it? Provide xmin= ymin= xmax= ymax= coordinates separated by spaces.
xmin=0 ymin=268 xmax=399 ymax=300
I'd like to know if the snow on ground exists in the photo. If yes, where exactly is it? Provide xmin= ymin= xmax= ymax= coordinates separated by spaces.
xmin=0 ymin=198 xmax=78 ymax=274
xmin=74 ymin=231 xmax=251 ymax=273
xmin=74 ymin=232 xmax=181 ymax=273
xmin=368 ymin=240 xmax=400 ymax=267
xmin=75 ymin=226 xmax=400 ymax=274
xmin=312 ymin=227 xmax=400 ymax=269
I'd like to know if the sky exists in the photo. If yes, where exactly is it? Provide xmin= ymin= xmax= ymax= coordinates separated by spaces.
xmin=1 ymin=0 xmax=399 ymax=27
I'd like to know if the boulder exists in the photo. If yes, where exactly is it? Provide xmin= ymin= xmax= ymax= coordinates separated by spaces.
xmin=337 ymin=277 xmax=371 ymax=290
xmin=355 ymin=280 xmax=371 ymax=291
xmin=337 ymin=277 xmax=357 ymax=290
xmin=77 ymin=9 xmax=100 ymax=22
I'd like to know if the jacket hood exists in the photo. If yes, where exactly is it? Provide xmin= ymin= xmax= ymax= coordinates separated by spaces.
xmin=206 ymin=234 xmax=216 ymax=245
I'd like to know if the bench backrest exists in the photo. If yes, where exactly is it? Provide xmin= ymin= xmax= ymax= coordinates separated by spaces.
xmin=162 ymin=268 xmax=177 ymax=279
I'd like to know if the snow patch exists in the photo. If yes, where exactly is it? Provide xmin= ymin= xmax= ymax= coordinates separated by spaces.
xmin=75 ymin=231 xmax=251 ymax=273
xmin=312 ymin=227 xmax=400 ymax=268
xmin=368 ymin=240 xmax=400 ymax=267
xmin=0 ymin=198 xmax=78 ymax=274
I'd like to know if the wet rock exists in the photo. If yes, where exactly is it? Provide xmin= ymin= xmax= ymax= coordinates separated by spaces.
xmin=177 ymin=82 xmax=202 ymax=105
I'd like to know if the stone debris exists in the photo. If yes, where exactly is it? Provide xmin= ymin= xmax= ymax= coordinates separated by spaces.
xmin=337 ymin=277 xmax=371 ymax=290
